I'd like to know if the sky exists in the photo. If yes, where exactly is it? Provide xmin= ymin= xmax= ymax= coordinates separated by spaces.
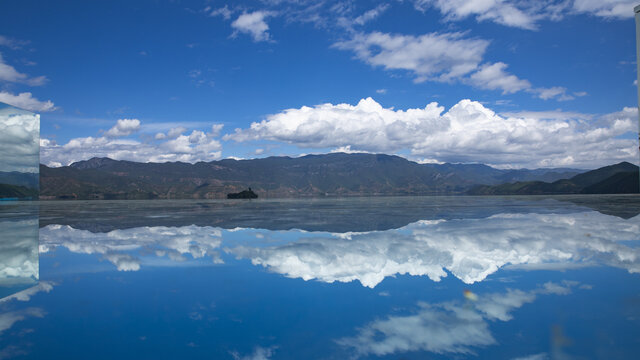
xmin=0 ymin=0 xmax=639 ymax=169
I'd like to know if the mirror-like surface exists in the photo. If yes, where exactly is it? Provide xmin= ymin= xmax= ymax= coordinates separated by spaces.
xmin=2 ymin=196 xmax=640 ymax=359
xmin=0 ymin=203 xmax=39 ymax=299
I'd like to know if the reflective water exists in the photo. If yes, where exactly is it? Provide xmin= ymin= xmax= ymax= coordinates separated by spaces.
xmin=1 ymin=196 xmax=640 ymax=359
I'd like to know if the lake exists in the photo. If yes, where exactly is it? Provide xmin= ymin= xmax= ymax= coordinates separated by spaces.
xmin=1 ymin=196 xmax=640 ymax=359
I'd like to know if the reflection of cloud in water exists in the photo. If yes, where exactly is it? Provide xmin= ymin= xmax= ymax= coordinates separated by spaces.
xmin=338 ymin=282 xmax=580 ymax=357
xmin=0 ymin=282 xmax=54 ymax=303
xmin=230 ymin=346 xmax=277 ymax=360
xmin=0 ymin=219 xmax=38 ymax=285
xmin=0 ymin=307 xmax=45 ymax=334
xmin=0 ymin=282 xmax=53 ymax=337
xmin=229 ymin=212 xmax=640 ymax=287
xmin=40 ymin=225 xmax=223 ymax=271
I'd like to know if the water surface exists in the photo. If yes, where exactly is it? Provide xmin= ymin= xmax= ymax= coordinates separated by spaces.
xmin=2 ymin=196 xmax=640 ymax=359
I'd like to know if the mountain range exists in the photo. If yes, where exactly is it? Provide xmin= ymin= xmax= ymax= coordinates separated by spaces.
xmin=38 ymin=152 xmax=623 ymax=200
xmin=0 ymin=171 xmax=39 ymax=199
xmin=469 ymin=162 xmax=639 ymax=195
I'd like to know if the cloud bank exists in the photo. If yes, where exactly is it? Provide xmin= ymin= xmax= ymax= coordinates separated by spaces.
xmin=224 ymin=97 xmax=637 ymax=169
xmin=40 ymin=120 xmax=223 ymax=167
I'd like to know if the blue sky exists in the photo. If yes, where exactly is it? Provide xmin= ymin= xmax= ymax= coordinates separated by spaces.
xmin=0 ymin=0 xmax=639 ymax=169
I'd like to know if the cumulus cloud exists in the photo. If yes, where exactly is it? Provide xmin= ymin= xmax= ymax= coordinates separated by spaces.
xmin=105 ymin=119 xmax=140 ymax=137
xmin=228 ymin=211 xmax=640 ymax=288
xmin=467 ymin=62 xmax=531 ymax=94
xmin=338 ymin=282 xmax=580 ymax=357
xmin=40 ymin=119 xmax=223 ymax=167
xmin=231 ymin=11 xmax=275 ymax=42
xmin=0 ymin=106 xmax=39 ymax=172
xmin=0 ymin=53 xmax=47 ymax=86
xmin=224 ymin=97 xmax=637 ymax=169
xmin=39 ymin=225 xmax=224 ymax=271
xmin=0 ymin=91 xmax=56 ymax=112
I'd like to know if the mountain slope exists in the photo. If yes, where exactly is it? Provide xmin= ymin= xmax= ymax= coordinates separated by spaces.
xmin=40 ymin=153 xmax=588 ymax=199
xmin=468 ymin=162 xmax=639 ymax=195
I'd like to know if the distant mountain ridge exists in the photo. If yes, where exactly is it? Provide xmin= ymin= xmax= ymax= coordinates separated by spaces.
xmin=40 ymin=153 xmax=588 ymax=199
xmin=468 ymin=162 xmax=639 ymax=195
xmin=0 ymin=171 xmax=39 ymax=190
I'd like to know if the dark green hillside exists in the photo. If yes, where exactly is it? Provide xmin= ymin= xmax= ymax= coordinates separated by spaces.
xmin=468 ymin=162 xmax=639 ymax=195
xmin=0 ymin=183 xmax=39 ymax=199
xmin=0 ymin=171 xmax=39 ymax=189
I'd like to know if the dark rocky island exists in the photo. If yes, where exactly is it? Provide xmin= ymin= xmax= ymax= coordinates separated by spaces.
xmin=227 ymin=188 xmax=258 ymax=199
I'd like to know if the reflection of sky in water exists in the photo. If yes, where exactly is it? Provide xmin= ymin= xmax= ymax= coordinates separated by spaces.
xmin=2 ymin=197 xmax=640 ymax=359
xmin=0 ymin=211 xmax=39 ymax=300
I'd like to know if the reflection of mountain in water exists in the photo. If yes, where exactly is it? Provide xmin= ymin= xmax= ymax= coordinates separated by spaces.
xmin=40 ymin=198 xmax=640 ymax=287
xmin=39 ymin=196 xmax=640 ymax=233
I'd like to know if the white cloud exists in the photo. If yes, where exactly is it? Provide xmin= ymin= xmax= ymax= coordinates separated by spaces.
xmin=573 ymin=0 xmax=637 ymax=18
xmin=227 ymin=211 xmax=640 ymax=288
xmin=208 ymin=5 xmax=233 ymax=20
xmin=338 ymin=282 xmax=579 ymax=357
xmin=0 ymin=53 xmax=47 ymax=86
xmin=375 ymin=88 xmax=387 ymax=94
xmin=413 ymin=0 xmax=565 ymax=30
xmin=0 ymin=107 xmax=39 ymax=172
xmin=532 ymin=86 xmax=574 ymax=101
xmin=0 ymin=35 xmax=29 ymax=50
xmin=468 ymin=62 xmax=531 ymax=94
xmin=413 ymin=1 xmax=636 ymax=28
xmin=231 ymin=11 xmax=275 ymax=42
xmin=0 ymin=91 xmax=56 ymax=112
xmin=334 ymin=31 xmax=573 ymax=97
xmin=40 ymin=119 xmax=223 ymax=166
xmin=39 ymin=225 xmax=224 ymax=271
xmin=352 ymin=4 xmax=390 ymax=26
xmin=334 ymin=31 xmax=489 ymax=83
xmin=210 ymin=124 xmax=224 ymax=137
xmin=224 ymin=97 xmax=637 ymax=169
xmin=105 ymin=118 xmax=140 ymax=137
